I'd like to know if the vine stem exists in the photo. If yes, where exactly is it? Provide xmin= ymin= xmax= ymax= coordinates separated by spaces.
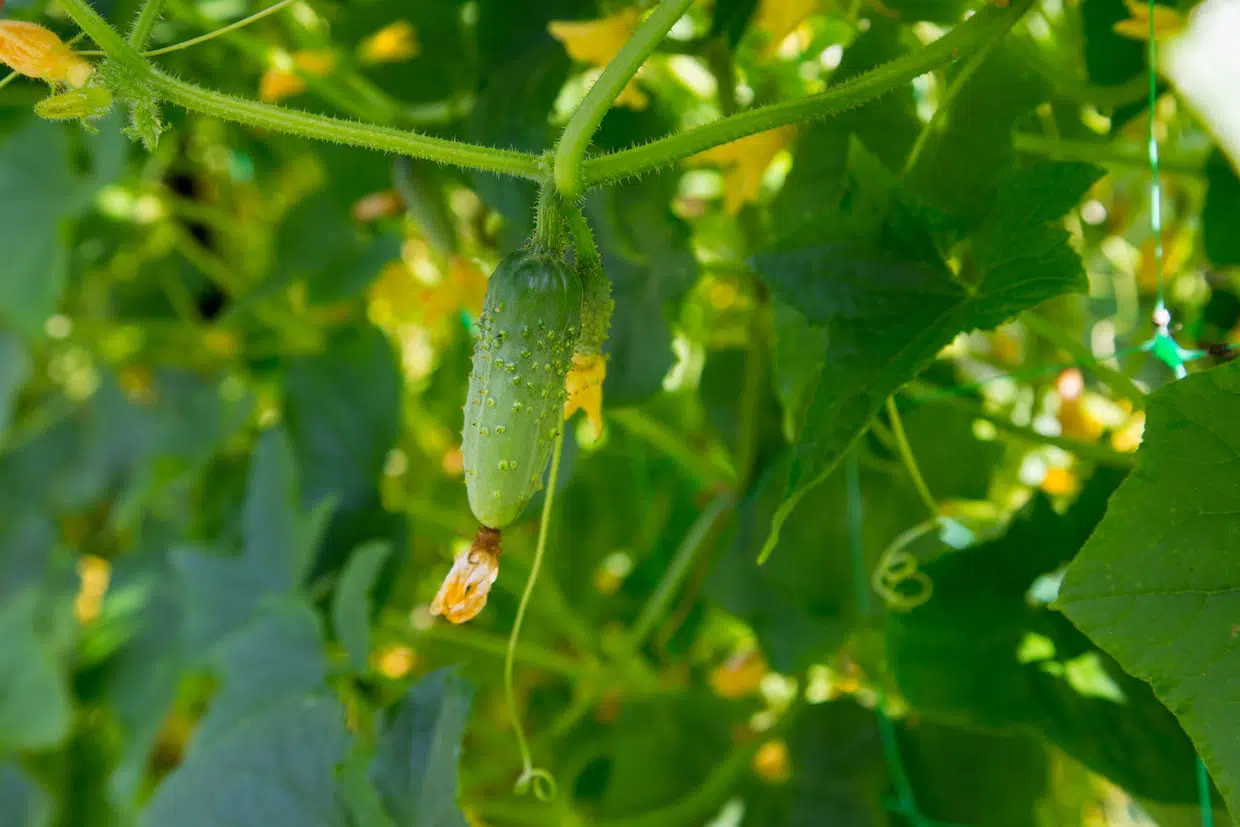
xmin=884 ymin=398 xmax=938 ymax=519
xmin=554 ymin=0 xmax=695 ymax=198
xmin=128 ymin=0 xmax=167 ymax=50
xmin=54 ymin=0 xmax=543 ymax=180
xmin=580 ymin=0 xmax=1034 ymax=188
xmin=504 ymin=432 xmax=565 ymax=802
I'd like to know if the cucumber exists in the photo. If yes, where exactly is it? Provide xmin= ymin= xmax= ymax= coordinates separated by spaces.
xmin=462 ymin=249 xmax=583 ymax=529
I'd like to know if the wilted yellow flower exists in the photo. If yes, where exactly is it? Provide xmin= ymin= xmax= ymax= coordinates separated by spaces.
xmin=691 ymin=126 xmax=795 ymax=215
xmin=1113 ymin=0 xmax=1184 ymax=41
xmin=0 ymin=20 xmax=94 ymax=87
xmin=754 ymin=0 xmax=819 ymax=56
xmin=430 ymin=529 xmax=501 ymax=624
xmin=259 ymin=50 xmax=336 ymax=103
xmin=548 ymin=9 xmax=648 ymax=109
xmin=564 ymin=352 xmax=606 ymax=437
xmin=359 ymin=20 xmax=419 ymax=64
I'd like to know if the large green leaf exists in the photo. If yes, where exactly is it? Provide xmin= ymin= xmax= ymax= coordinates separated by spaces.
xmin=140 ymin=696 xmax=352 ymax=827
xmin=890 ymin=475 xmax=1204 ymax=802
xmin=754 ymin=159 xmax=1103 ymax=560
xmin=372 ymin=668 xmax=475 ymax=827
xmin=1060 ymin=360 xmax=1240 ymax=815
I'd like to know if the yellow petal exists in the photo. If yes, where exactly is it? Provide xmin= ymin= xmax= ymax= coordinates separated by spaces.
xmin=564 ymin=352 xmax=606 ymax=437
xmin=359 ymin=20 xmax=419 ymax=64
xmin=709 ymin=650 xmax=767 ymax=699
xmin=1113 ymin=0 xmax=1184 ymax=41
xmin=548 ymin=9 xmax=642 ymax=67
xmin=448 ymin=256 xmax=488 ymax=318
xmin=754 ymin=0 xmax=819 ymax=56
xmin=430 ymin=538 xmax=500 ymax=625
xmin=752 ymin=739 xmax=792 ymax=784
xmin=259 ymin=67 xmax=305 ymax=102
xmin=691 ymin=126 xmax=795 ymax=215
xmin=0 ymin=20 xmax=93 ymax=86
xmin=294 ymin=49 xmax=337 ymax=76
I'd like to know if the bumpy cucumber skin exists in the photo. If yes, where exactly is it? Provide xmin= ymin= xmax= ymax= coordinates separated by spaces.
xmin=463 ymin=250 xmax=583 ymax=529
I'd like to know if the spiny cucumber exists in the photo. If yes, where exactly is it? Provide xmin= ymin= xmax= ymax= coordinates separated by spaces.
xmin=462 ymin=249 xmax=583 ymax=529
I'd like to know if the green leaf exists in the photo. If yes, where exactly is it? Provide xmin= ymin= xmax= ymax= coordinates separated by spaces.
xmin=907 ymin=41 xmax=1049 ymax=223
xmin=140 ymin=696 xmax=352 ymax=827
xmin=0 ymin=331 xmax=29 ymax=441
xmin=331 ymin=541 xmax=393 ymax=673
xmin=1060 ymin=360 xmax=1240 ymax=815
xmin=173 ymin=426 xmax=320 ymax=652
xmin=195 ymin=600 xmax=330 ymax=747
xmin=372 ymin=668 xmax=474 ymax=827
xmin=769 ymin=298 xmax=829 ymax=440
xmin=0 ymin=590 xmax=72 ymax=753
xmin=898 ymin=724 xmax=1050 ymax=827
xmin=284 ymin=323 xmax=402 ymax=513
xmin=754 ymin=160 xmax=1102 ymax=562
xmin=890 ymin=475 xmax=1204 ymax=802
xmin=1081 ymin=0 xmax=1146 ymax=87
xmin=0 ymin=762 xmax=53 ymax=827
xmin=0 ymin=119 xmax=123 ymax=338
xmin=1203 ymin=151 xmax=1240 ymax=267
xmin=897 ymin=403 xmax=1001 ymax=501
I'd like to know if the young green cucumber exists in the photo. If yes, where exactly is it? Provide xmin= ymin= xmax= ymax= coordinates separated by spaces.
xmin=462 ymin=249 xmax=583 ymax=529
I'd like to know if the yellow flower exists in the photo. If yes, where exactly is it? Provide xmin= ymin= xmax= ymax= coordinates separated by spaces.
xmin=752 ymin=739 xmax=792 ymax=784
xmin=754 ymin=0 xmax=819 ymax=57
xmin=691 ymin=126 xmax=795 ymax=215
xmin=564 ymin=352 xmax=606 ymax=437
xmin=1113 ymin=0 xmax=1184 ymax=41
xmin=430 ymin=529 xmax=501 ymax=624
xmin=0 ymin=20 xmax=93 ymax=87
xmin=709 ymin=650 xmax=767 ymax=699
xmin=548 ymin=8 xmax=648 ymax=110
xmin=259 ymin=50 xmax=336 ymax=103
xmin=359 ymin=20 xmax=420 ymax=65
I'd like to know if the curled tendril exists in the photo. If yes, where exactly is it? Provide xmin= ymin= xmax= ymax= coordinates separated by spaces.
xmin=872 ymin=518 xmax=940 ymax=611
xmin=515 ymin=766 xmax=558 ymax=802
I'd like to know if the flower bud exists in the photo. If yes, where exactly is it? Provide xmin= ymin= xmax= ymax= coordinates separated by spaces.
xmin=0 ymin=20 xmax=94 ymax=87
xmin=34 ymin=86 xmax=112 ymax=121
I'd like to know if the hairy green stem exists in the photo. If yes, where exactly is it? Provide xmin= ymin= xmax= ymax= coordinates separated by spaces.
xmin=581 ymin=0 xmax=1033 ymax=187
xmin=554 ymin=0 xmax=695 ymax=197
xmin=128 ymin=0 xmax=167 ymax=49
xmin=625 ymin=493 xmax=732 ymax=651
xmin=56 ymin=0 xmax=543 ymax=179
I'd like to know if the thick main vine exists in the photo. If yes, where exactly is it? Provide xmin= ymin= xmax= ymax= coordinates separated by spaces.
xmin=52 ymin=0 xmax=1034 ymax=194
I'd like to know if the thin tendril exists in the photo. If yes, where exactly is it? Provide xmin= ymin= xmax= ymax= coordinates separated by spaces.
xmin=885 ymin=398 xmax=938 ymax=519
xmin=503 ymin=432 xmax=564 ymax=803
xmin=76 ymin=0 xmax=299 ymax=57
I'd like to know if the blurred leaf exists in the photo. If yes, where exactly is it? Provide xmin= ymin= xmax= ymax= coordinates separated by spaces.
xmin=0 ymin=331 xmax=29 ymax=441
xmin=195 ymin=600 xmax=330 ymax=747
xmin=140 ymin=696 xmax=352 ymax=827
xmin=710 ymin=0 xmax=759 ymax=45
xmin=898 ymin=724 xmax=1049 ymax=827
xmin=173 ymin=426 xmax=320 ymax=652
xmin=709 ymin=454 xmax=919 ymax=672
xmin=883 ymin=0 xmax=973 ymax=23
xmin=0 ymin=762 xmax=53 ymax=827
xmin=1061 ymin=360 xmax=1240 ymax=815
xmin=372 ymin=668 xmax=474 ymax=827
xmin=769 ymin=297 xmax=828 ymax=440
xmin=0 ymin=589 xmax=72 ymax=753
xmin=898 ymin=403 xmax=1001 ymax=501
xmin=0 ymin=118 xmax=123 ymax=338
xmin=331 ymin=541 xmax=392 ymax=673
xmin=890 ymin=474 xmax=1204 ymax=802
xmin=743 ymin=699 xmax=888 ymax=827
xmin=755 ymin=160 xmax=1100 ymax=555
xmin=1203 ymin=150 xmax=1240 ymax=267
xmin=1081 ymin=0 xmax=1146 ymax=89
xmin=285 ymin=323 xmax=402 ymax=513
